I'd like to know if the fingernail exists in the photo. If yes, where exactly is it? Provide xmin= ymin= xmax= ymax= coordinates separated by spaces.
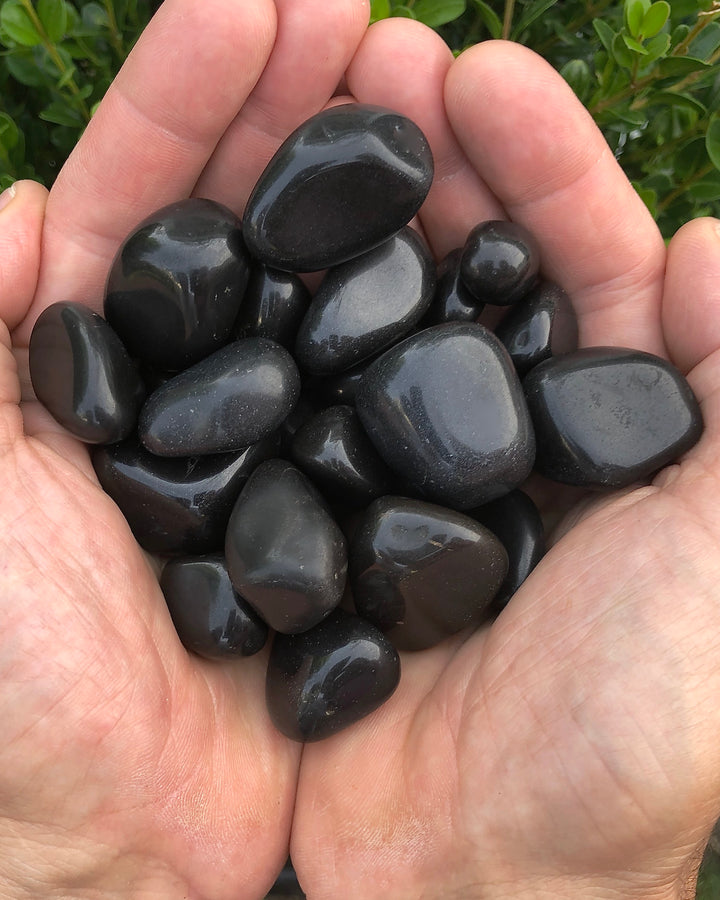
xmin=0 ymin=183 xmax=16 ymax=213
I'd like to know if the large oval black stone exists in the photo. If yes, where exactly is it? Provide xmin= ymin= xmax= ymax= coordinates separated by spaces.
xmin=350 ymin=496 xmax=508 ymax=651
xmin=266 ymin=609 xmax=400 ymax=742
xmin=523 ymin=347 xmax=703 ymax=487
xmin=225 ymin=460 xmax=347 ymax=634
xmin=29 ymin=302 xmax=144 ymax=444
xmin=92 ymin=434 xmax=279 ymax=555
xmin=290 ymin=405 xmax=395 ymax=506
xmin=104 ymin=198 xmax=250 ymax=370
xmin=294 ymin=227 xmax=435 ymax=374
xmin=160 ymin=554 xmax=268 ymax=659
xmin=242 ymin=104 xmax=434 ymax=272
xmin=460 ymin=220 xmax=540 ymax=306
xmin=355 ymin=323 xmax=536 ymax=509
xmin=138 ymin=338 xmax=300 ymax=456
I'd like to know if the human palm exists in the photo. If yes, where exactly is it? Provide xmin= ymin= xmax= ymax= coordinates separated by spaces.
xmin=3 ymin=2 xmax=720 ymax=899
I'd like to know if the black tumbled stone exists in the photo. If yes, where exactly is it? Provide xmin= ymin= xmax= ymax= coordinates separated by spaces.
xmin=422 ymin=248 xmax=484 ymax=325
xmin=234 ymin=264 xmax=311 ymax=349
xmin=523 ymin=347 xmax=703 ymax=488
xmin=92 ymin=433 xmax=279 ymax=555
xmin=138 ymin=338 xmax=300 ymax=456
xmin=294 ymin=227 xmax=436 ymax=374
xmin=495 ymin=280 xmax=578 ymax=377
xmin=104 ymin=198 xmax=250 ymax=370
xmin=266 ymin=609 xmax=400 ymax=742
xmin=291 ymin=405 xmax=395 ymax=506
xmin=29 ymin=302 xmax=144 ymax=444
xmin=350 ymin=496 xmax=508 ymax=651
xmin=225 ymin=460 xmax=347 ymax=634
xmin=160 ymin=554 xmax=268 ymax=659
xmin=356 ymin=323 xmax=536 ymax=509
xmin=460 ymin=220 xmax=540 ymax=306
xmin=243 ymin=104 xmax=433 ymax=272
xmin=470 ymin=489 xmax=546 ymax=610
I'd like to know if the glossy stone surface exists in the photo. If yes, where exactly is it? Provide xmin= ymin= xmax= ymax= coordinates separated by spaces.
xmin=243 ymin=104 xmax=434 ymax=271
xmin=422 ymin=248 xmax=484 ymax=325
xmin=266 ymin=609 xmax=400 ymax=742
xmin=304 ymin=357 xmax=374 ymax=407
xmin=356 ymin=323 xmax=536 ymax=509
xmin=160 ymin=554 xmax=268 ymax=659
xmin=225 ymin=460 xmax=347 ymax=633
xmin=470 ymin=489 xmax=546 ymax=610
xmin=234 ymin=264 xmax=311 ymax=349
xmin=138 ymin=338 xmax=300 ymax=456
xmin=92 ymin=433 xmax=279 ymax=555
xmin=495 ymin=280 xmax=578 ymax=376
xmin=29 ymin=302 xmax=144 ymax=444
xmin=460 ymin=220 xmax=540 ymax=306
xmin=523 ymin=347 xmax=704 ymax=487
xmin=294 ymin=227 xmax=435 ymax=373
xmin=105 ymin=198 xmax=250 ymax=370
xmin=350 ymin=497 xmax=508 ymax=651
xmin=291 ymin=405 xmax=395 ymax=506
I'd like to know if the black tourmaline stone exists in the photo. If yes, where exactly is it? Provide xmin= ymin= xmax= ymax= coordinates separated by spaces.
xmin=350 ymin=496 xmax=508 ymax=651
xmin=92 ymin=433 xmax=279 ymax=555
xmin=225 ymin=460 xmax=347 ymax=634
xmin=104 ymin=198 xmax=250 ymax=370
xmin=495 ymin=280 xmax=578 ymax=377
xmin=160 ymin=554 xmax=268 ymax=659
xmin=294 ymin=227 xmax=436 ymax=373
xmin=356 ymin=323 xmax=536 ymax=509
xmin=422 ymin=248 xmax=484 ymax=325
xmin=242 ymin=104 xmax=434 ymax=271
xmin=266 ymin=609 xmax=400 ymax=742
xmin=470 ymin=489 xmax=546 ymax=610
xmin=523 ymin=347 xmax=704 ymax=488
xmin=138 ymin=338 xmax=300 ymax=456
xmin=29 ymin=302 xmax=144 ymax=444
xmin=460 ymin=220 xmax=540 ymax=306
xmin=234 ymin=264 xmax=311 ymax=349
xmin=291 ymin=405 xmax=395 ymax=506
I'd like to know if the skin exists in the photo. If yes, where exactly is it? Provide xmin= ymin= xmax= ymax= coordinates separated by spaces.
xmin=1 ymin=1 xmax=720 ymax=898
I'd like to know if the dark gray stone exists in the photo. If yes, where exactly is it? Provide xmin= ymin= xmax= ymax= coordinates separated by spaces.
xmin=460 ymin=220 xmax=540 ymax=306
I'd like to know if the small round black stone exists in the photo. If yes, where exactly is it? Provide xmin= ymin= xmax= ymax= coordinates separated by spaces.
xmin=460 ymin=220 xmax=540 ymax=306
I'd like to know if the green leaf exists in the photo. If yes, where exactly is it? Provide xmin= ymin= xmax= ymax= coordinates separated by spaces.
xmin=6 ymin=47 xmax=50 ymax=84
xmin=642 ymin=31 xmax=670 ymax=65
xmin=0 ymin=111 xmax=19 ymax=150
xmin=593 ymin=19 xmax=616 ymax=56
xmin=612 ymin=31 xmax=636 ymax=67
xmin=622 ymin=33 xmax=648 ymax=54
xmin=560 ymin=59 xmax=592 ymax=102
xmin=390 ymin=4 xmax=417 ymax=18
xmin=650 ymin=90 xmax=707 ymax=114
xmin=0 ymin=0 xmax=42 ymax=46
xmin=413 ymin=0 xmax=465 ymax=27
xmin=470 ymin=0 xmax=501 ymax=39
xmin=656 ymin=55 xmax=710 ymax=77
xmin=707 ymin=112 xmax=720 ymax=171
xmin=37 ymin=0 xmax=67 ymax=41
xmin=607 ymin=103 xmax=648 ymax=125
xmin=688 ymin=21 xmax=720 ymax=62
xmin=511 ymin=0 xmax=561 ymax=40
xmin=624 ymin=0 xmax=649 ymax=37
xmin=38 ymin=98 xmax=83 ymax=127
xmin=369 ymin=0 xmax=390 ymax=22
xmin=631 ymin=180 xmax=657 ymax=215
xmin=640 ymin=1 xmax=669 ymax=39
xmin=688 ymin=173 xmax=720 ymax=201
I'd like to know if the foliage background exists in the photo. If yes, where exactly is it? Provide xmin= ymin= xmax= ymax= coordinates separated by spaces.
xmin=1 ymin=2 xmax=719 ymax=897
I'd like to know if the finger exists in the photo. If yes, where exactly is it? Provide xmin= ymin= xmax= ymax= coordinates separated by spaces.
xmin=346 ymin=18 xmax=504 ymax=261
xmin=15 ymin=0 xmax=277 ymax=345
xmin=193 ymin=0 xmax=371 ymax=213
xmin=445 ymin=41 xmax=667 ymax=357
xmin=0 ymin=180 xmax=48 ymax=331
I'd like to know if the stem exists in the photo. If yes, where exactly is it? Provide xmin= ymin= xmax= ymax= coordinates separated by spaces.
xmin=102 ymin=0 xmax=127 ymax=61
xmin=656 ymin=160 xmax=716 ymax=213
xmin=502 ymin=0 xmax=515 ymax=40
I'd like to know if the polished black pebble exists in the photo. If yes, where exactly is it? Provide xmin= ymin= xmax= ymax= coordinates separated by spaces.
xmin=138 ymin=338 xmax=300 ymax=456
xmin=470 ymin=489 xmax=546 ymax=611
xmin=104 ymin=198 xmax=250 ymax=370
xmin=160 ymin=554 xmax=268 ymax=659
xmin=234 ymin=264 xmax=311 ymax=349
xmin=350 ymin=496 xmax=508 ymax=651
xmin=294 ymin=227 xmax=436 ymax=374
xmin=29 ymin=302 xmax=144 ymax=444
xmin=523 ymin=347 xmax=704 ymax=487
xmin=356 ymin=323 xmax=536 ymax=509
xmin=460 ymin=220 xmax=540 ymax=306
xmin=495 ymin=280 xmax=578 ymax=376
xmin=291 ymin=405 xmax=395 ymax=506
xmin=243 ymin=104 xmax=434 ymax=271
xmin=422 ymin=248 xmax=484 ymax=325
xmin=225 ymin=459 xmax=348 ymax=634
xmin=304 ymin=357 xmax=374 ymax=407
xmin=266 ymin=609 xmax=400 ymax=742
xmin=92 ymin=433 xmax=279 ymax=555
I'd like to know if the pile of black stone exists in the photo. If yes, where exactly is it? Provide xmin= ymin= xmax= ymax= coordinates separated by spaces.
xmin=28 ymin=104 xmax=703 ymax=743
